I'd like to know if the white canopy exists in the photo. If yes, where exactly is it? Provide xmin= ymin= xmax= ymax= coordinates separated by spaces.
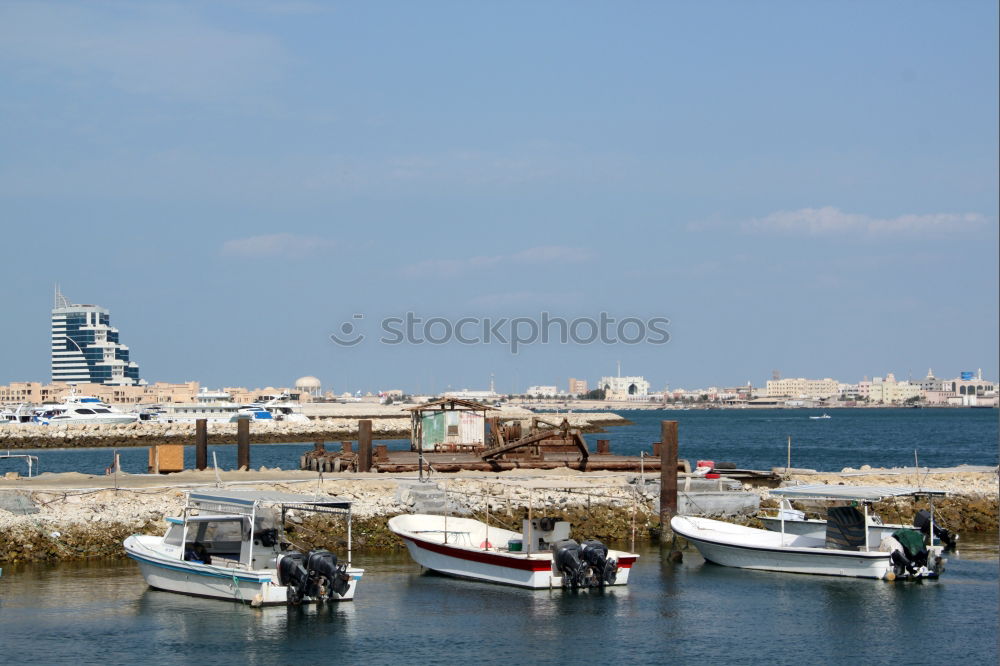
xmin=771 ymin=484 xmax=948 ymax=502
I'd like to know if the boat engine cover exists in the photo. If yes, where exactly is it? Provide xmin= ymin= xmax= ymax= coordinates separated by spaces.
xmin=306 ymin=549 xmax=350 ymax=599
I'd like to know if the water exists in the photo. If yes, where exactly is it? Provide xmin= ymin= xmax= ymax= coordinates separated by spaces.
xmin=0 ymin=537 xmax=996 ymax=665
xmin=580 ymin=408 xmax=999 ymax=471
xmin=2 ymin=408 xmax=995 ymax=476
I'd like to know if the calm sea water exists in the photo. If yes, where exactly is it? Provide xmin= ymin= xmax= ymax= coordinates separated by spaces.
xmin=2 ymin=408 xmax=996 ymax=476
xmin=0 ymin=538 xmax=996 ymax=665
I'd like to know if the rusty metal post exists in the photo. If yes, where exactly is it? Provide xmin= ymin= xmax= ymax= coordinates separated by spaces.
xmin=358 ymin=420 xmax=373 ymax=472
xmin=597 ymin=439 xmax=610 ymax=454
xmin=341 ymin=441 xmax=352 ymax=454
xmin=659 ymin=420 xmax=678 ymax=526
xmin=375 ymin=443 xmax=388 ymax=460
xmin=237 ymin=418 xmax=250 ymax=470
xmin=652 ymin=441 xmax=660 ymax=457
xmin=195 ymin=419 xmax=208 ymax=470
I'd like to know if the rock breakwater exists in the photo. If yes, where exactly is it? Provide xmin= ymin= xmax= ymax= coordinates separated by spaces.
xmin=0 ymin=411 xmax=627 ymax=450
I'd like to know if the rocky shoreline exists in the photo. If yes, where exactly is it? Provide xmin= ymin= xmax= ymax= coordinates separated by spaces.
xmin=0 ymin=411 xmax=629 ymax=450
xmin=1 ymin=466 xmax=995 ymax=563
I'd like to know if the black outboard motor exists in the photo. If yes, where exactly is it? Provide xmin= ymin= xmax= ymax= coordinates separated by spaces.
xmin=913 ymin=510 xmax=957 ymax=549
xmin=551 ymin=539 xmax=589 ymax=589
xmin=306 ymin=549 xmax=351 ymax=599
xmin=580 ymin=540 xmax=618 ymax=586
xmin=277 ymin=551 xmax=310 ymax=604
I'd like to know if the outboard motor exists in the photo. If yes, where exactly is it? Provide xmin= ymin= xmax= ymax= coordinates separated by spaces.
xmin=277 ymin=551 xmax=310 ymax=604
xmin=306 ymin=549 xmax=351 ymax=599
xmin=889 ymin=529 xmax=932 ymax=577
xmin=580 ymin=540 xmax=618 ymax=586
xmin=551 ymin=539 xmax=589 ymax=589
xmin=913 ymin=510 xmax=957 ymax=550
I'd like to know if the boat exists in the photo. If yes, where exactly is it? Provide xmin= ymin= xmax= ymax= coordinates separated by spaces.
xmin=33 ymin=394 xmax=138 ymax=425
xmin=809 ymin=413 xmax=831 ymax=420
xmin=759 ymin=485 xmax=958 ymax=548
xmin=237 ymin=392 xmax=311 ymax=423
xmin=389 ymin=482 xmax=639 ymax=590
xmin=671 ymin=485 xmax=949 ymax=580
xmin=124 ymin=489 xmax=363 ymax=605
xmin=158 ymin=388 xmax=245 ymax=423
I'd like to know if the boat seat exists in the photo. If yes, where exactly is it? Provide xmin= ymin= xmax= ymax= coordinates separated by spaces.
xmin=825 ymin=506 xmax=867 ymax=551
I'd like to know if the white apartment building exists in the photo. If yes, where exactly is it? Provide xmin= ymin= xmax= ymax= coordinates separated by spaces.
xmin=766 ymin=377 xmax=839 ymax=399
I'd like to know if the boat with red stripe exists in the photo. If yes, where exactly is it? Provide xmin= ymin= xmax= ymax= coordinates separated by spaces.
xmin=389 ymin=513 xmax=638 ymax=589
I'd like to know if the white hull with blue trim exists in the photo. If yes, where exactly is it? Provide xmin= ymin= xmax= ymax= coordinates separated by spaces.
xmin=125 ymin=535 xmax=362 ymax=604
xmin=124 ymin=489 xmax=363 ymax=605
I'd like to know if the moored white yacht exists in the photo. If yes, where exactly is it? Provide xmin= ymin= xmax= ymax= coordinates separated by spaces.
xmin=237 ymin=392 xmax=310 ymax=423
xmin=159 ymin=388 xmax=244 ymax=423
xmin=33 ymin=394 xmax=138 ymax=425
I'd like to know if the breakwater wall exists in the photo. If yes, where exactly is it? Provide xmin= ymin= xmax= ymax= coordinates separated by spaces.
xmin=1 ymin=473 xmax=996 ymax=563
xmin=0 ymin=412 xmax=628 ymax=450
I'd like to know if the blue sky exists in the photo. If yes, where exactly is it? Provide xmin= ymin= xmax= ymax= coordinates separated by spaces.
xmin=1 ymin=1 xmax=997 ymax=393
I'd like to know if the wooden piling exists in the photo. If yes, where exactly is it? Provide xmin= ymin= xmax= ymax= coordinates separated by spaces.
xmin=341 ymin=441 xmax=353 ymax=454
xmin=237 ymin=418 xmax=250 ymax=470
xmin=597 ymin=439 xmax=610 ymax=454
xmin=659 ymin=420 xmax=678 ymax=525
xmin=195 ymin=419 xmax=208 ymax=471
xmin=358 ymin=420 xmax=373 ymax=472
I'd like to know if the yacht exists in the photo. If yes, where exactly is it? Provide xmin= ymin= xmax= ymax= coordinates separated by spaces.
xmin=159 ymin=388 xmax=244 ymax=423
xmin=33 ymin=395 xmax=138 ymax=425
xmin=237 ymin=393 xmax=310 ymax=423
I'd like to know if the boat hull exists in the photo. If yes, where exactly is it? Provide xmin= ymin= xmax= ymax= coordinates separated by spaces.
xmin=124 ymin=535 xmax=362 ymax=605
xmin=389 ymin=515 xmax=636 ymax=589
xmin=671 ymin=516 xmax=898 ymax=579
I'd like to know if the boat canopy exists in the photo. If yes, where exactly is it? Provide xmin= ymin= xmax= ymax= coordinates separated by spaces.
xmin=189 ymin=489 xmax=353 ymax=509
xmin=771 ymin=484 xmax=948 ymax=502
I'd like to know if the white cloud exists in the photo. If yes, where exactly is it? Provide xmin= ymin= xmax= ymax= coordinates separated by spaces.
xmin=221 ymin=233 xmax=335 ymax=258
xmin=402 ymin=245 xmax=594 ymax=278
xmin=741 ymin=206 xmax=988 ymax=235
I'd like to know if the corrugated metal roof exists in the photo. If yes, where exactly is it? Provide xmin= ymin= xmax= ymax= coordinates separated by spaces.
xmin=771 ymin=484 xmax=947 ymax=501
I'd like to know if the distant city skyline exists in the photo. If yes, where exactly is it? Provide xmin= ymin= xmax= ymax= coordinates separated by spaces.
xmin=0 ymin=2 xmax=996 ymax=391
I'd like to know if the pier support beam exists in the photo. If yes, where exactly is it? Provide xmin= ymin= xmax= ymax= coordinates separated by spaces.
xmin=237 ymin=418 xmax=250 ymax=470
xmin=195 ymin=419 xmax=207 ymax=471
xmin=358 ymin=420 xmax=373 ymax=472
xmin=659 ymin=420 xmax=678 ymax=526
xmin=597 ymin=439 xmax=610 ymax=454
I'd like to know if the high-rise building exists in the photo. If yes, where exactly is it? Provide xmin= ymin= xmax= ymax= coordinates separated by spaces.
xmin=51 ymin=286 xmax=140 ymax=385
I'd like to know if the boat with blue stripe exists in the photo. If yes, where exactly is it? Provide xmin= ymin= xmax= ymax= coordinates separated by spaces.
xmin=124 ymin=489 xmax=363 ymax=605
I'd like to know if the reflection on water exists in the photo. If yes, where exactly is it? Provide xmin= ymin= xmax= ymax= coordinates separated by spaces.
xmin=0 ymin=540 xmax=996 ymax=665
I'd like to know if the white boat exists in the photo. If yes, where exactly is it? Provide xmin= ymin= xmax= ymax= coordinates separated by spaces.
xmin=124 ymin=489 xmax=363 ymax=605
xmin=809 ymin=413 xmax=831 ymax=420
xmin=759 ymin=485 xmax=958 ymax=548
xmin=158 ymin=388 xmax=245 ymax=423
xmin=237 ymin=393 xmax=311 ymax=423
xmin=33 ymin=394 xmax=138 ymax=425
xmin=671 ymin=485 xmax=949 ymax=580
xmin=389 ymin=513 xmax=638 ymax=589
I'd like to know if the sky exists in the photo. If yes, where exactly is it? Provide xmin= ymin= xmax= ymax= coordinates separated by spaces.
xmin=1 ymin=1 xmax=997 ymax=394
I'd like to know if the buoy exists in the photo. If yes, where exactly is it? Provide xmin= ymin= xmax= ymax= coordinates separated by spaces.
xmin=884 ymin=571 xmax=896 ymax=581
xmin=479 ymin=540 xmax=493 ymax=549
